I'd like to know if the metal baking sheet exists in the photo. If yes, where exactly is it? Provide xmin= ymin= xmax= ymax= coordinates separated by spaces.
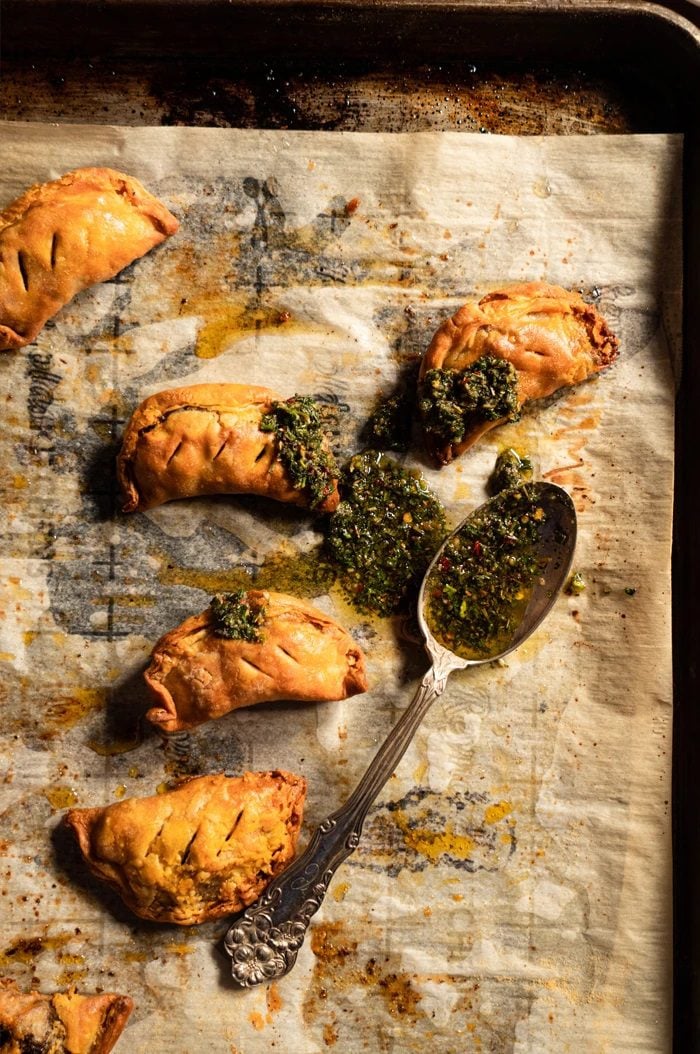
xmin=1 ymin=3 xmax=699 ymax=1052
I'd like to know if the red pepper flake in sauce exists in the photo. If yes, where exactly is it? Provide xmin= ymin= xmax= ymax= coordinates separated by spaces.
xmin=425 ymin=486 xmax=546 ymax=660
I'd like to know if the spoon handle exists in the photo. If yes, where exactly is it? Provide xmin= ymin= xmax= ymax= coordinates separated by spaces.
xmin=224 ymin=652 xmax=456 ymax=987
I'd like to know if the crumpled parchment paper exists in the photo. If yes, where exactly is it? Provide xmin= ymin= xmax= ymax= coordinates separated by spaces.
xmin=0 ymin=121 xmax=680 ymax=1054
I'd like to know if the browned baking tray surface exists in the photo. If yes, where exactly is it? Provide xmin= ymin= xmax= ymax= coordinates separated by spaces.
xmin=1 ymin=2 xmax=699 ymax=1051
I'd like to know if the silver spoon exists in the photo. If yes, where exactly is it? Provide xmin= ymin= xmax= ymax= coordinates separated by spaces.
xmin=224 ymin=481 xmax=576 ymax=987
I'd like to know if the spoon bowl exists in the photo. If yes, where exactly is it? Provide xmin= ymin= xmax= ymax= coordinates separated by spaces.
xmin=418 ymin=481 xmax=577 ymax=670
xmin=224 ymin=482 xmax=577 ymax=987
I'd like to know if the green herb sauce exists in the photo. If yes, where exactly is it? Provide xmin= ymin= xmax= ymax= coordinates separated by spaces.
xmin=425 ymin=487 xmax=545 ymax=659
xmin=326 ymin=451 xmax=447 ymax=616
xmin=365 ymin=364 xmax=419 ymax=453
xmin=210 ymin=590 xmax=266 ymax=642
xmin=259 ymin=394 xmax=338 ymax=510
xmin=419 ymin=356 xmax=520 ymax=446
xmin=488 ymin=448 xmax=533 ymax=495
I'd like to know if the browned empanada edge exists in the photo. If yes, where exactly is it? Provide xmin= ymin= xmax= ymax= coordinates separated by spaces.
xmin=144 ymin=596 xmax=369 ymax=733
xmin=87 ymin=994 xmax=134 ymax=1054
xmin=0 ymin=978 xmax=134 ymax=1054
xmin=117 ymin=383 xmax=275 ymax=512
xmin=0 ymin=167 xmax=179 ymax=353
xmin=0 ymin=167 xmax=178 ymax=237
xmin=63 ymin=771 xmax=307 ymax=925
xmin=117 ymin=382 xmax=340 ymax=515
xmin=420 ymin=282 xmax=619 ymax=465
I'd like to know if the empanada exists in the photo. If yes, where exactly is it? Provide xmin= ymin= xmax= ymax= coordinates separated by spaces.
xmin=0 ymin=978 xmax=133 ymax=1054
xmin=0 ymin=167 xmax=179 ymax=351
xmin=419 ymin=282 xmax=619 ymax=464
xmin=65 ymin=771 xmax=306 ymax=926
xmin=117 ymin=384 xmax=340 ymax=514
xmin=145 ymin=589 xmax=367 ymax=733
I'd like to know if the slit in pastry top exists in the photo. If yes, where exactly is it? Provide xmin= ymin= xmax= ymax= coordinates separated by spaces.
xmin=144 ymin=589 xmax=368 ymax=733
xmin=0 ymin=167 xmax=179 ymax=351
xmin=64 ymin=771 xmax=306 ymax=926
xmin=419 ymin=282 xmax=619 ymax=465
xmin=117 ymin=383 xmax=340 ymax=514
xmin=0 ymin=978 xmax=133 ymax=1054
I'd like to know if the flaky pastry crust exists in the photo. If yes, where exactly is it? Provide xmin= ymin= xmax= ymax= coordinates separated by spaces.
xmin=65 ymin=771 xmax=306 ymax=926
xmin=117 ymin=383 xmax=340 ymax=514
xmin=145 ymin=589 xmax=368 ymax=733
xmin=419 ymin=282 xmax=619 ymax=464
xmin=0 ymin=167 xmax=179 ymax=351
xmin=0 ymin=978 xmax=133 ymax=1054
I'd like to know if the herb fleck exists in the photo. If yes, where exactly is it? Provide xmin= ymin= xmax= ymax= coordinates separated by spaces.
xmin=624 ymin=586 xmax=637 ymax=597
xmin=566 ymin=572 xmax=586 ymax=596
xmin=259 ymin=394 xmax=338 ymax=510
xmin=210 ymin=591 xmax=266 ymax=642
xmin=419 ymin=356 xmax=520 ymax=446
xmin=488 ymin=448 xmax=533 ymax=495
xmin=426 ymin=487 xmax=545 ymax=658
xmin=326 ymin=451 xmax=447 ymax=616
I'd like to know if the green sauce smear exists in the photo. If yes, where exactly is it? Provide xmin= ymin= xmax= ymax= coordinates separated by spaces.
xmin=425 ymin=487 xmax=545 ymax=659
xmin=365 ymin=363 xmax=420 ymax=453
xmin=210 ymin=590 xmax=266 ymax=642
xmin=326 ymin=451 xmax=447 ymax=616
xmin=488 ymin=448 xmax=533 ymax=495
xmin=259 ymin=394 xmax=338 ymax=510
xmin=420 ymin=356 xmax=520 ymax=445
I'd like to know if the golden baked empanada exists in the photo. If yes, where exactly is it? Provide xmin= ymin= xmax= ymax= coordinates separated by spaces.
xmin=0 ymin=167 xmax=179 ymax=351
xmin=419 ymin=282 xmax=619 ymax=464
xmin=117 ymin=384 xmax=340 ymax=514
xmin=65 ymin=771 xmax=306 ymax=926
xmin=0 ymin=978 xmax=133 ymax=1054
xmin=145 ymin=589 xmax=367 ymax=733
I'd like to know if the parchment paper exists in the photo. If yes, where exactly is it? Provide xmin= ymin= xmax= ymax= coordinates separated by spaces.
xmin=0 ymin=122 xmax=680 ymax=1054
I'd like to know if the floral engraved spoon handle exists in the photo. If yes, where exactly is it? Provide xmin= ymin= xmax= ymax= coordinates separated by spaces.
xmin=224 ymin=648 xmax=463 ymax=987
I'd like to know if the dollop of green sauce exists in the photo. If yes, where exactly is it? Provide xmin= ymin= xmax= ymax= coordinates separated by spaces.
xmin=210 ymin=590 xmax=266 ymax=642
xmin=420 ymin=356 xmax=520 ymax=445
xmin=326 ymin=451 xmax=447 ymax=616
xmin=488 ymin=448 xmax=533 ymax=495
xmin=365 ymin=363 xmax=420 ymax=453
xmin=425 ymin=487 xmax=545 ymax=659
xmin=259 ymin=394 xmax=338 ymax=510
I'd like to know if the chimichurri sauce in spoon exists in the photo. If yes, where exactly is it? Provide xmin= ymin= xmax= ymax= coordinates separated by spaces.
xmin=425 ymin=486 xmax=547 ymax=660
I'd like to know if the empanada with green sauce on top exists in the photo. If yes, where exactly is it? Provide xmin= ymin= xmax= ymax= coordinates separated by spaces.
xmin=419 ymin=282 xmax=619 ymax=465
xmin=0 ymin=167 xmax=179 ymax=351
xmin=0 ymin=978 xmax=133 ymax=1054
xmin=65 ymin=771 xmax=306 ymax=926
xmin=117 ymin=383 xmax=340 ymax=514
xmin=145 ymin=589 xmax=368 ymax=734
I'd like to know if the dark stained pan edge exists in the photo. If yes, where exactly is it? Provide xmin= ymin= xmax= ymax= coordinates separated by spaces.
xmin=1 ymin=0 xmax=700 ymax=61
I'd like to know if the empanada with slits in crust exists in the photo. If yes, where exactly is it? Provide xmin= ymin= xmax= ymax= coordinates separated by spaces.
xmin=420 ymin=282 xmax=619 ymax=464
xmin=145 ymin=589 xmax=368 ymax=733
xmin=0 ymin=167 xmax=179 ymax=351
xmin=117 ymin=383 xmax=340 ymax=514
xmin=0 ymin=978 xmax=133 ymax=1054
xmin=65 ymin=771 xmax=306 ymax=926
